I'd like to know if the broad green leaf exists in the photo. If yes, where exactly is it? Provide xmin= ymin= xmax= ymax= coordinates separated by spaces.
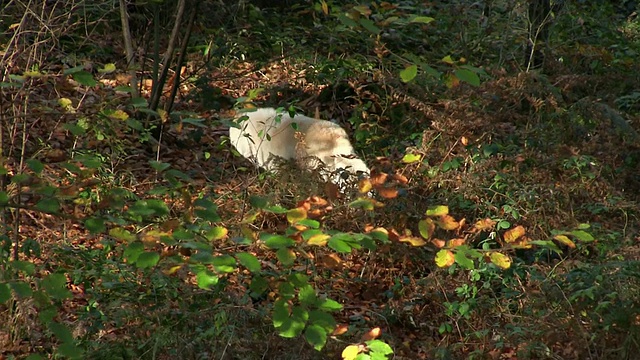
xmin=366 ymin=339 xmax=393 ymax=355
xmin=400 ymin=65 xmax=418 ymax=83
xmin=307 ymin=233 xmax=330 ymax=246
xmin=298 ymin=284 xmax=317 ymax=306
xmin=123 ymin=241 xmax=144 ymax=263
xmin=278 ymin=306 xmax=308 ymax=338
xmin=304 ymin=324 xmax=328 ymax=351
xmin=25 ymin=355 xmax=44 ymax=360
xmin=128 ymin=199 xmax=169 ymax=218
xmin=56 ymin=342 xmax=83 ymax=359
xmin=0 ymin=283 xmax=10 ymax=303
xmin=402 ymin=153 xmax=421 ymax=163
xmin=318 ymin=298 xmax=343 ymax=311
xmin=110 ymin=227 xmax=136 ymax=242
xmin=35 ymin=198 xmax=60 ymax=213
xmin=41 ymin=273 xmax=72 ymax=300
xmin=435 ymin=249 xmax=455 ymax=267
xmin=571 ymin=230 xmax=594 ymax=242
xmin=49 ymin=321 xmax=73 ymax=343
xmin=426 ymin=205 xmax=449 ymax=217
xmin=348 ymin=198 xmax=375 ymax=211
xmin=85 ymin=217 xmax=106 ymax=234
xmin=309 ymin=310 xmax=337 ymax=331
xmin=249 ymin=195 xmax=268 ymax=208
xmin=194 ymin=198 xmax=221 ymax=222
xmin=454 ymin=68 xmax=480 ymax=86
xmin=75 ymin=154 xmax=102 ymax=168
xmin=196 ymin=269 xmax=219 ymax=289
xmin=454 ymin=250 xmax=475 ymax=270
xmin=10 ymin=281 xmax=33 ymax=298
xmin=72 ymin=71 xmax=97 ymax=86
xmin=149 ymin=161 xmax=171 ymax=172
xmin=337 ymin=13 xmax=358 ymax=28
xmin=441 ymin=55 xmax=455 ymax=65
xmin=577 ymin=223 xmax=591 ymax=230
xmin=26 ymin=159 xmax=44 ymax=174
xmin=273 ymin=299 xmax=289 ymax=328
xmin=328 ymin=234 xmax=359 ymax=253
xmin=262 ymin=234 xmax=295 ymax=249
xmin=63 ymin=65 xmax=84 ymax=75
xmin=11 ymin=260 xmax=35 ymax=275
xmin=136 ymin=251 xmax=160 ymax=268
xmin=212 ymin=255 xmax=236 ymax=273
xmin=276 ymin=247 xmax=296 ymax=266
xmin=236 ymin=252 xmax=261 ymax=272
xmin=359 ymin=18 xmax=380 ymax=34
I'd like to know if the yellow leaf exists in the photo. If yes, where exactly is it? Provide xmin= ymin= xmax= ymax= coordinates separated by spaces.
xmin=553 ymin=234 xmax=576 ymax=248
xmin=342 ymin=345 xmax=361 ymax=360
xmin=98 ymin=63 xmax=116 ymax=74
xmin=358 ymin=178 xmax=372 ymax=193
xmin=399 ymin=236 xmax=426 ymax=246
xmin=58 ymin=98 xmax=73 ymax=110
xmin=402 ymin=153 xmax=422 ymax=163
xmin=435 ymin=249 xmax=455 ymax=267
xmin=286 ymin=207 xmax=308 ymax=224
xmin=418 ymin=218 xmax=435 ymax=240
xmin=489 ymin=252 xmax=512 ymax=269
xmin=163 ymin=265 xmax=182 ymax=275
xmin=504 ymin=225 xmax=525 ymax=243
xmin=436 ymin=215 xmax=459 ymax=230
xmin=473 ymin=218 xmax=496 ymax=231
xmin=307 ymin=233 xmax=330 ymax=246
xmin=206 ymin=226 xmax=228 ymax=241
xmin=426 ymin=205 xmax=449 ymax=216
xmin=109 ymin=109 xmax=129 ymax=121
xmin=320 ymin=0 xmax=329 ymax=14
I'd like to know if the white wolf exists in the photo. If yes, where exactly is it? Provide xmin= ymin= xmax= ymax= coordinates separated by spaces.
xmin=229 ymin=108 xmax=369 ymax=183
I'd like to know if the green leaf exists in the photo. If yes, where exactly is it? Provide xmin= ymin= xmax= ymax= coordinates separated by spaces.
xmin=308 ymin=310 xmax=337 ymax=331
xmin=128 ymin=199 xmax=169 ymax=218
xmin=12 ymin=260 xmax=35 ymax=275
xmin=236 ymin=252 xmax=261 ymax=272
xmin=337 ymin=13 xmax=358 ymax=28
xmin=149 ymin=161 xmax=171 ymax=172
xmin=348 ymin=198 xmax=375 ymax=211
xmin=298 ymin=284 xmax=317 ymax=306
xmin=35 ymin=198 xmax=60 ymax=213
xmin=0 ymin=191 xmax=9 ymax=206
xmin=359 ymin=18 xmax=380 ymax=34
xmin=328 ymin=233 xmax=360 ymax=253
xmin=136 ymin=251 xmax=160 ymax=268
xmin=273 ymin=299 xmax=290 ymax=328
xmin=402 ymin=153 xmax=421 ymax=163
xmin=249 ymin=195 xmax=268 ymax=209
xmin=205 ymin=226 xmax=228 ymax=241
xmin=571 ymin=230 xmax=594 ymax=242
xmin=63 ymin=122 xmax=86 ymax=136
xmin=194 ymin=199 xmax=222 ymax=222
xmin=26 ymin=159 xmax=44 ymax=174
xmin=196 ymin=269 xmax=219 ymax=289
xmin=454 ymin=250 xmax=475 ymax=270
xmin=123 ymin=241 xmax=144 ymax=263
xmin=85 ymin=218 xmax=106 ymax=234
xmin=110 ymin=227 xmax=136 ymax=242
xmin=366 ymin=339 xmax=393 ymax=355
xmin=72 ymin=71 xmax=97 ymax=86
xmin=63 ymin=65 xmax=85 ymax=75
xmin=212 ymin=255 xmax=236 ymax=273
xmin=49 ymin=321 xmax=74 ymax=343
xmin=25 ymin=354 xmax=44 ymax=360
xmin=426 ymin=205 xmax=449 ymax=216
xmin=304 ymin=324 xmax=328 ymax=351
xmin=454 ymin=68 xmax=480 ymax=86
xmin=276 ymin=247 xmax=296 ymax=266
xmin=10 ymin=281 xmax=33 ymax=298
xmin=317 ymin=298 xmax=343 ymax=311
xmin=56 ymin=342 xmax=83 ymax=359
xmin=41 ymin=273 xmax=72 ymax=300
xmin=577 ymin=223 xmax=591 ymax=230
xmin=278 ymin=306 xmax=308 ymax=338
xmin=262 ymin=234 xmax=295 ymax=249
xmin=400 ymin=65 xmax=418 ymax=83
xmin=0 ymin=283 xmax=10 ymax=303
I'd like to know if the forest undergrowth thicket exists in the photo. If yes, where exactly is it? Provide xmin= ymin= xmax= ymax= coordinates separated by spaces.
xmin=1 ymin=1 xmax=639 ymax=359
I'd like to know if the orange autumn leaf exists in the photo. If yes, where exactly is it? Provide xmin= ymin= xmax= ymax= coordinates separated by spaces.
xmin=504 ymin=225 xmax=526 ymax=243
xmin=362 ymin=327 xmax=382 ymax=341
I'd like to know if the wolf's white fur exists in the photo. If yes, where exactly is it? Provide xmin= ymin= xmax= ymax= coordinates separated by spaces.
xmin=229 ymin=108 xmax=369 ymax=181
